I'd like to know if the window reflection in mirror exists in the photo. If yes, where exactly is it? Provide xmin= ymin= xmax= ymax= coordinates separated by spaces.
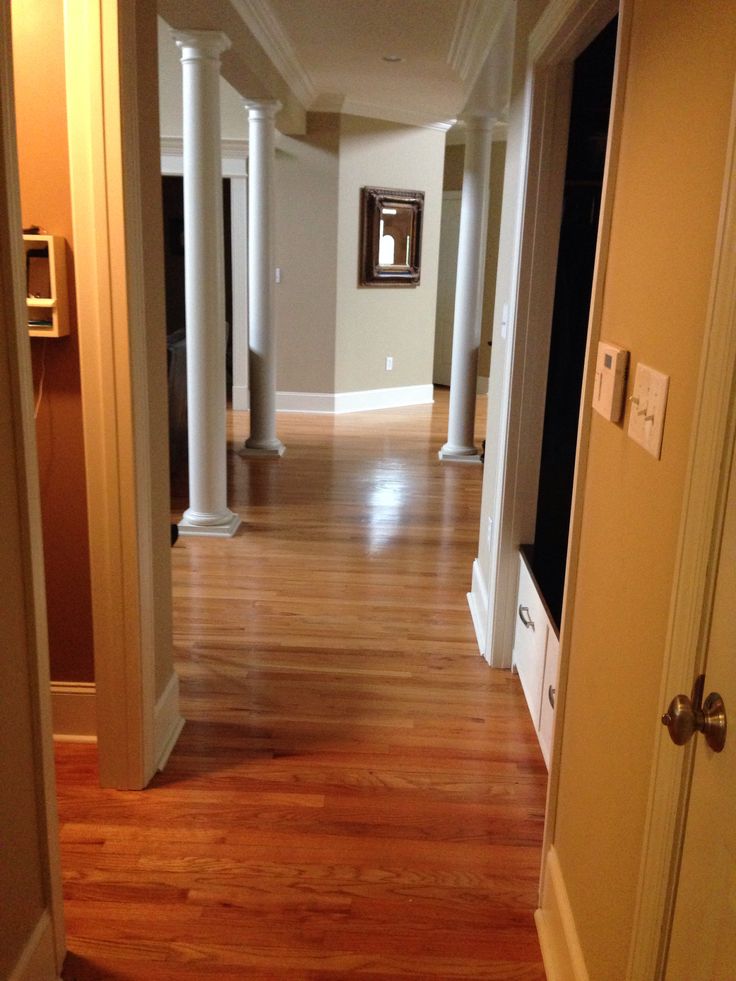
xmin=360 ymin=187 xmax=424 ymax=286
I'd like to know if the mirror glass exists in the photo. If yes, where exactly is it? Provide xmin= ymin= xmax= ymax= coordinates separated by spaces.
xmin=360 ymin=187 xmax=424 ymax=286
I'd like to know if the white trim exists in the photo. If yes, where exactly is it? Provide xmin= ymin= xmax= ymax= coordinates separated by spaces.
xmin=626 ymin=74 xmax=736 ymax=980
xmin=228 ymin=0 xmax=316 ymax=109
xmin=233 ymin=383 xmax=250 ymax=411
xmin=270 ymin=385 xmax=435 ymax=414
xmin=160 ymin=136 xmax=248 ymax=177
xmin=333 ymin=384 xmax=434 ymax=414
xmin=467 ymin=559 xmax=489 ymax=657
xmin=340 ymin=102 xmax=457 ymax=132
xmin=233 ymin=386 xmax=435 ymax=414
xmin=535 ymin=846 xmax=590 ymax=981
xmin=449 ymin=0 xmax=512 ymax=92
xmin=154 ymin=671 xmax=185 ymax=772
xmin=50 ymin=682 xmax=97 ymax=742
xmin=8 ymin=911 xmax=59 ymax=981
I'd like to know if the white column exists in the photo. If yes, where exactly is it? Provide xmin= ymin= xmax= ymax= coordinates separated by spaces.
xmin=241 ymin=100 xmax=285 ymax=456
xmin=440 ymin=113 xmax=496 ymax=462
xmin=174 ymin=30 xmax=241 ymax=537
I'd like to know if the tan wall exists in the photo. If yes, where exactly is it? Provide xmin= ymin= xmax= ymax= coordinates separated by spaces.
xmin=443 ymin=143 xmax=465 ymax=191
xmin=1 ymin=6 xmax=53 ymax=971
xmin=554 ymin=1 xmax=736 ymax=974
xmin=275 ymin=113 xmax=340 ymax=393
xmin=334 ymin=115 xmax=445 ymax=393
xmin=0 ymin=270 xmax=49 ymax=981
xmin=12 ymin=0 xmax=94 ymax=682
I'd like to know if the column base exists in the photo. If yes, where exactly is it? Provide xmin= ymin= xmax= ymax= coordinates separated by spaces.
xmin=438 ymin=445 xmax=483 ymax=464
xmin=240 ymin=439 xmax=285 ymax=458
xmin=178 ymin=509 xmax=242 ymax=538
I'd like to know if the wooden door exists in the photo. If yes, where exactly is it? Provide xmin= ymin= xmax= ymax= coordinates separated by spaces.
xmin=665 ymin=439 xmax=736 ymax=978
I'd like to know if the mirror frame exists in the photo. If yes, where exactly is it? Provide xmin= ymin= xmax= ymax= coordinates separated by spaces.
xmin=359 ymin=186 xmax=424 ymax=287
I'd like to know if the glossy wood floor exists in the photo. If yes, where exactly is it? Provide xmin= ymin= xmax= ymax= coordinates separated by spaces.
xmin=56 ymin=389 xmax=547 ymax=980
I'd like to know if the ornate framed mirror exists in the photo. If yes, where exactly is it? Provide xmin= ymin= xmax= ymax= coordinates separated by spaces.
xmin=359 ymin=186 xmax=424 ymax=286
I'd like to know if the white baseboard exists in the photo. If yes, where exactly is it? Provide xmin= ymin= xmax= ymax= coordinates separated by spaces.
xmin=231 ymin=385 xmax=435 ymax=415
xmin=467 ymin=559 xmax=489 ymax=659
xmin=154 ymin=670 xmax=185 ymax=772
xmin=536 ymin=845 xmax=590 ymax=981
xmin=332 ymin=384 xmax=434 ymax=414
xmin=8 ymin=910 xmax=60 ymax=981
xmin=50 ymin=681 xmax=96 ymax=742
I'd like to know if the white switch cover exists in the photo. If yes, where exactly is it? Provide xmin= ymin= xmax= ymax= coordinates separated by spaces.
xmin=627 ymin=362 xmax=669 ymax=458
xmin=592 ymin=341 xmax=629 ymax=421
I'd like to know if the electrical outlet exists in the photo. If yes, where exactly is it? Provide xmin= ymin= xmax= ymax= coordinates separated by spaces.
xmin=385 ymin=356 xmax=393 ymax=371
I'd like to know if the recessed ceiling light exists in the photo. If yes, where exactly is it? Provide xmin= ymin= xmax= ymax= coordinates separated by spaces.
xmin=382 ymin=54 xmax=403 ymax=63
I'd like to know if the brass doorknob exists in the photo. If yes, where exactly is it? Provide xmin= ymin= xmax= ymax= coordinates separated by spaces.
xmin=661 ymin=674 xmax=727 ymax=753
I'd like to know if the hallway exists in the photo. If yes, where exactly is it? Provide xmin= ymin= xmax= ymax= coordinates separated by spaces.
xmin=56 ymin=389 xmax=547 ymax=979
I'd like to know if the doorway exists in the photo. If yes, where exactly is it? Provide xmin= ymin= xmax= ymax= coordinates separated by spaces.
xmin=529 ymin=18 xmax=618 ymax=628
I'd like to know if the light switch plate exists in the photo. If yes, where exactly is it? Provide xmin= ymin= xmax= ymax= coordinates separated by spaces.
xmin=627 ymin=362 xmax=669 ymax=458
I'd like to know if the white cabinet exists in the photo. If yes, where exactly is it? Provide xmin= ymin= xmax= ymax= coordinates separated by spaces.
xmin=23 ymin=234 xmax=69 ymax=338
xmin=512 ymin=549 xmax=560 ymax=769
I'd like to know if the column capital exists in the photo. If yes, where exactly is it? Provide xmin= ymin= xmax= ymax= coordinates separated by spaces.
xmin=460 ymin=111 xmax=498 ymax=133
xmin=244 ymin=99 xmax=282 ymax=120
xmin=173 ymin=29 xmax=231 ymax=63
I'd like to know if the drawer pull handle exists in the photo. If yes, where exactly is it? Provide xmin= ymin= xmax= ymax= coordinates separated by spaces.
xmin=548 ymin=685 xmax=556 ymax=709
xmin=518 ymin=605 xmax=535 ymax=631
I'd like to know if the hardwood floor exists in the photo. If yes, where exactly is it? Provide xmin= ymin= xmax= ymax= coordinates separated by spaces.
xmin=56 ymin=389 xmax=547 ymax=980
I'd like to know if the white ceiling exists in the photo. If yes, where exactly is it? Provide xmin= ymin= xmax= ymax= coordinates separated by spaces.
xmin=228 ymin=0 xmax=510 ymax=127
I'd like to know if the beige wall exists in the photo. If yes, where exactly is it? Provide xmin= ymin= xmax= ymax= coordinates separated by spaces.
xmin=12 ymin=0 xmax=95 ymax=682
xmin=334 ymin=115 xmax=445 ymax=393
xmin=275 ymin=113 xmax=340 ymax=393
xmin=553 ymin=1 xmax=736 ymax=974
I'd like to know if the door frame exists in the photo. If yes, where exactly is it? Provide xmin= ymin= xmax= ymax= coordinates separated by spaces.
xmin=64 ymin=0 xmax=180 ymax=789
xmin=626 ymin=75 xmax=736 ymax=979
xmin=482 ymin=0 xmax=621 ymax=673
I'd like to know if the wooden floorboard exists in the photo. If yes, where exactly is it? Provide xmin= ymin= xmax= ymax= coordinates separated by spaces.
xmin=56 ymin=389 xmax=547 ymax=979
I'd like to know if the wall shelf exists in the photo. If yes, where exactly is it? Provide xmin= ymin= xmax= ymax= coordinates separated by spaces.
xmin=23 ymin=234 xmax=69 ymax=337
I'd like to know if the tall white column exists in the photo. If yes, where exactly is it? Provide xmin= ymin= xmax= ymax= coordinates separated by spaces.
xmin=241 ymin=100 xmax=285 ymax=457
xmin=440 ymin=113 xmax=496 ymax=462
xmin=174 ymin=30 xmax=241 ymax=537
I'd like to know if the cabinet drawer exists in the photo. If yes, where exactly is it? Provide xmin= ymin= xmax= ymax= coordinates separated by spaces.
xmin=512 ymin=554 xmax=548 ymax=728
xmin=538 ymin=629 xmax=560 ymax=769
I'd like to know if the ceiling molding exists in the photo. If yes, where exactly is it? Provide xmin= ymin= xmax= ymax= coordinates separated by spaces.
xmin=448 ymin=0 xmax=506 ymax=85
xmin=228 ymin=0 xmax=316 ymax=107
xmin=341 ymin=98 xmax=457 ymax=132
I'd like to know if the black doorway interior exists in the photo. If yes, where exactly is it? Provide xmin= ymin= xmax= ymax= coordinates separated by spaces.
xmin=529 ymin=17 xmax=618 ymax=628
xmin=161 ymin=175 xmax=233 ymax=499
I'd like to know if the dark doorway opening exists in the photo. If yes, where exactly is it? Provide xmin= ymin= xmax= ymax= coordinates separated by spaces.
xmin=530 ymin=17 xmax=618 ymax=627
xmin=161 ymin=175 xmax=233 ymax=501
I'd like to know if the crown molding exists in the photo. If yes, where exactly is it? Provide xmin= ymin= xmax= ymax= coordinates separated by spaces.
xmin=340 ymin=98 xmax=457 ymax=132
xmin=448 ymin=0 xmax=508 ymax=89
xmin=229 ymin=0 xmax=316 ymax=107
